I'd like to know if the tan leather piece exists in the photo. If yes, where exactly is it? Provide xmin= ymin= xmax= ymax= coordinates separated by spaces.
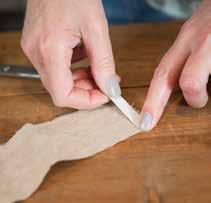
xmin=0 ymin=104 xmax=140 ymax=203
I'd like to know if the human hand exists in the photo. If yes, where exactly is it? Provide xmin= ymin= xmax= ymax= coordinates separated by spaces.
xmin=21 ymin=0 xmax=121 ymax=109
xmin=140 ymin=0 xmax=211 ymax=131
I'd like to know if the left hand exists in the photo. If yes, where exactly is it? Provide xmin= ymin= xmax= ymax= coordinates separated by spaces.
xmin=21 ymin=0 xmax=120 ymax=110
xmin=140 ymin=0 xmax=211 ymax=131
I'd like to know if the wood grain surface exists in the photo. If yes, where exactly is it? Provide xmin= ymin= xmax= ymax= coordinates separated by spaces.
xmin=0 ymin=22 xmax=211 ymax=203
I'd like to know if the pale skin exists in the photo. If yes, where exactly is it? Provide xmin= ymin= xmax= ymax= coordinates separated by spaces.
xmin=22 ymin=0 xmax=211 ymax=131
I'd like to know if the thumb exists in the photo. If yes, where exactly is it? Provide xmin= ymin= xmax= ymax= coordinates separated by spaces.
xmin=82 ymin=11 xmax=121 ymax=98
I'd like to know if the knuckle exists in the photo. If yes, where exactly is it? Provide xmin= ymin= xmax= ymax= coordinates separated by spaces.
xmin=180 ymin=20 xmax=194 ymax=35
xmin=52 ymin=93 xmax=66 ymax=107
xmin=37 ymin=32 xmax=54 ymax=64
xmin=153 ymin=65 xmax=169 ymax=81
xmin=38 ymin=34 xmax=50 ymax=60
xmin=50 ymin=85 xmax=69 ymax=108
xmin=151 ymin=48 xmax=179 ymax=87
xmin=94 ymin=55 xmax=115 ymax=74
xmin=50 ymin=80 xmax=73 ymax=108
xmin=86 ymin=16 xmax=109 ymax=36
xmin=177 ymin=20 xmax=194 ymax=41
xmin=180 ymin=21 xmax=190 ymax=33
xmin=179 ymin=76 xmax=202 ymax=95
xmin=96 ymin=18 xmax=108 ymax=32
xmin=20 ymin=37 xmax=32 ymax=55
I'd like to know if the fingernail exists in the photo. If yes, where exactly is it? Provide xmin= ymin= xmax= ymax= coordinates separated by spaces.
xmin=105 ymin=77 xmax=121 ymax=98
xmin=140 ymin=112 xmax=153 ymax=131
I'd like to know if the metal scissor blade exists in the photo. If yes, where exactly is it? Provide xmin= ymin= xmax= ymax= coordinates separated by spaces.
xmin=0 ymin=64 xmax=40 ymax=79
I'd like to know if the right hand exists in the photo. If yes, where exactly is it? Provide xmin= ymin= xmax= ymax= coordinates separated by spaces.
xmin=140 ymin=0 xmax=211 ymax=131
xmin=21 ymin=0 xmax=121 ymax=109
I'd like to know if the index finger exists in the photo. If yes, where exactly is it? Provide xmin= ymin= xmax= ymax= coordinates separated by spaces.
xmin=140 ymin=35 xmax=190 ymax=131
xmin=34 ymin=35 xmax=108 ymax=109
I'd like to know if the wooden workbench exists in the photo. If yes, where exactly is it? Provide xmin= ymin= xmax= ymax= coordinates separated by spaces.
xmin=0 ymin=22 xmax=211 ymax=203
